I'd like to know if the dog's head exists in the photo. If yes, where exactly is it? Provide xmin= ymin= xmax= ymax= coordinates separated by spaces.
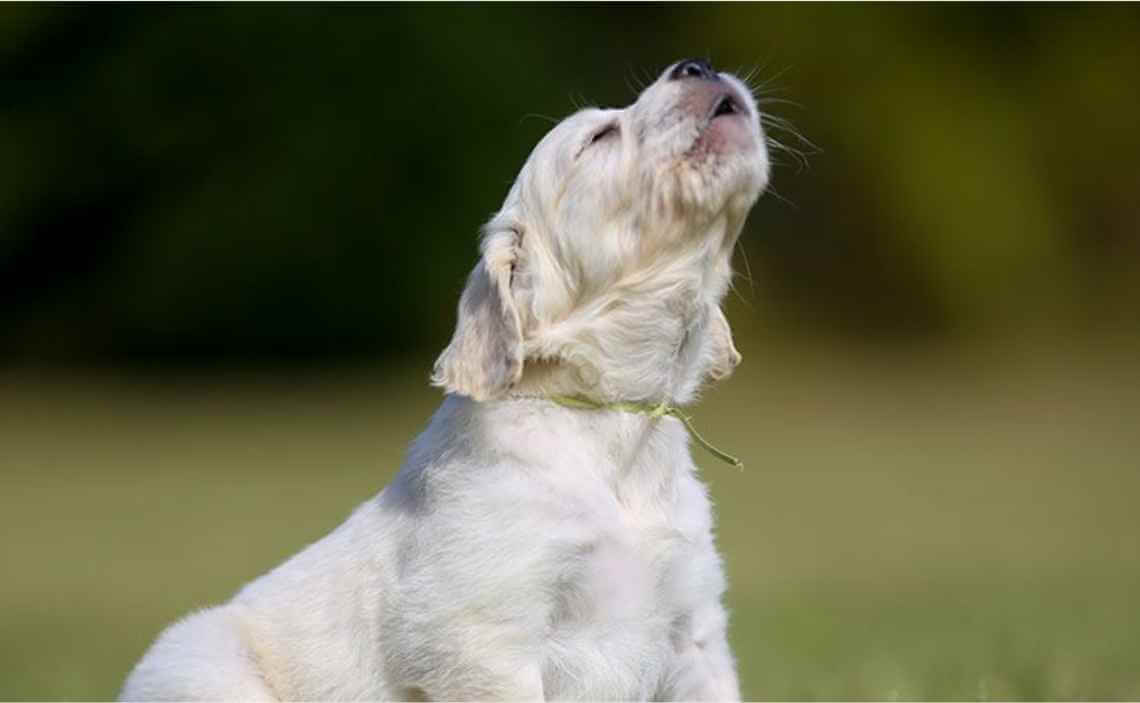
xmin=434 ymin=59 xmax=769 ymax=403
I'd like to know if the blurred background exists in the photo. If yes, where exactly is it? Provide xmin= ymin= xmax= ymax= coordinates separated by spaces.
xmin=2 ymin=4 xmax=1139 ymax=699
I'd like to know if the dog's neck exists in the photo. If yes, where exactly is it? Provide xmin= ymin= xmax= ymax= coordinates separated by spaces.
xmin=512 ymin=289 xmax=723 ymax=406
xmin=462 ymin=393 xmax=694 ymax=491
xmin=511 ymin=207 xmax=746 ymax=406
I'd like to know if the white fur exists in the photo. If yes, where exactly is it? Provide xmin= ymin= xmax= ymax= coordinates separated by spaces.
xmin=121 ymin=61 xmax=768 ymax=702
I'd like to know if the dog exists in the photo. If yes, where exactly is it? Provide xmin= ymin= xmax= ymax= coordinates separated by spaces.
xmin=121 ymin=58 xmax=769 ymax=701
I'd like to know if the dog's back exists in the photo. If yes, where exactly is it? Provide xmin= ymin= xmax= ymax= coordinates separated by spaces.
xmin=121 ymin=499 xmax=398 ymax=700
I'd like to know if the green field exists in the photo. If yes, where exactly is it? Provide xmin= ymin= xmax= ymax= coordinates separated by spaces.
xmin=3 ymin=340 xmax=1139 ymax=699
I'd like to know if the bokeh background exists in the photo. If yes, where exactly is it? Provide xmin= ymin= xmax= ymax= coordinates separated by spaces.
xmin=3 ymin=4 xmax=1139 ymax=699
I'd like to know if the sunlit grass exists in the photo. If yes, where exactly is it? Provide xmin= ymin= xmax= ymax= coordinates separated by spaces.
xmin=2 ymin=340 xmax=1138 ymax=699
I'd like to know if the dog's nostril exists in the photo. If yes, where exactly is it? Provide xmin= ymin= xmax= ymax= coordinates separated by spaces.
xmin=713 ymin=96 xmax=739 ymax=118
xmin=670 ymin=58 xmax=716 ymax=82
xmin=682 ymin=63 xmax=706 ymax=78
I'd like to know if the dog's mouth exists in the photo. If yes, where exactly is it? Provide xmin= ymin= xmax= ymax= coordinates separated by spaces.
xmin=710 ymin=94 xmax=743 ymax=120
xmin=686 ymin=88 xmax=756 ymax=162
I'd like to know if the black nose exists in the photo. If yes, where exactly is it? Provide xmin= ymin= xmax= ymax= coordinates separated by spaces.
xmin=670 ymin=58 xmax=717 ymax=81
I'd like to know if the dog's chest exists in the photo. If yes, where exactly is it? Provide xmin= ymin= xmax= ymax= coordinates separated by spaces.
xmin=542 ymin=476 xmax=716 ymax=699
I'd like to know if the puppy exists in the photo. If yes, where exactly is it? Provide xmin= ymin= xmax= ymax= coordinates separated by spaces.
xmin=121 ymin=58 xmax=769 ymax=701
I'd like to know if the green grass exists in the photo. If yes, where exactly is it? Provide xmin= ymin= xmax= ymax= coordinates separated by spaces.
xmin=2 ymin=341 xmax=1139 ymax=699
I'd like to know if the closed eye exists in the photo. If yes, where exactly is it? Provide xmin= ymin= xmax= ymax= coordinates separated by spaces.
xmin=589 ymin=123 xmax=619 ymax=145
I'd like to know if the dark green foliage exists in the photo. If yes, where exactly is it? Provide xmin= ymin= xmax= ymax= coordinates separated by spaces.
xmin=2 ymin=5 xmax=1139 ymax=363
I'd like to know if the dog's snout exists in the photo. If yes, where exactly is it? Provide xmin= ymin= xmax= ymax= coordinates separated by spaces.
xmin=670 ymin=58 xmax=717 ymax=82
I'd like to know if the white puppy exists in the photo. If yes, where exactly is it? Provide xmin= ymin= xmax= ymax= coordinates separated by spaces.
xmin=121 ymin=58 xmax=769 ymax=701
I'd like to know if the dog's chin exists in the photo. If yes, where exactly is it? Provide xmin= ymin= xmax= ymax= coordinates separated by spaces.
xmin=669 ymin=122 xmax=767 ymax=223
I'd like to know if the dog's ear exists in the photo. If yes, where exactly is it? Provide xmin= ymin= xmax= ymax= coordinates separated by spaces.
xmin=704 ymin=304 xmax=742 ymax=382
xmin=432 ymin=227 xmax=525 ymax=401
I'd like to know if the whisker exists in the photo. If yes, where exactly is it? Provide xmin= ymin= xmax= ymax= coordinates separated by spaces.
xmin=625 ymin=63 xmax=646 ymax=95
xmin=766 ymin=155 xmax=802 ymax=173
xmin=742 ymin=53 xmax=777 ymax=94
xmin=741 ymin=63 xmax=757 ymax=86
xmin=624 ymin=75 xmax=640 ymax=98
xmin=751 ymin=64 xmax=793 ymax=93
xmin=638 ymin=65 xmax=656 ymax=88
xmin=766 ymin=135 xmax=810 ymax=173
xmin=765 ymin=183 xmax=798 ymax=210
xmin=519 ymin=113 xmax=560 ymax=127
xmin=726 ymin=261 xmax=754 ymax=308
xmin=757 ymin=96 xmax=806 ymax=110
xmin=740 ymin=59 xmax=818 ymax=174
xmin=735 ymin=238 xmax=756 ymax=303
xmin=727 ymin=278 xmax=750 ymax=308
xmin=568 ymin=92 xmax=596 ymax=111
xmin=762 ymin=115 xmax=821 ymax=159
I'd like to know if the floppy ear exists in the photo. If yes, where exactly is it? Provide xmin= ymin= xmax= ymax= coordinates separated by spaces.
xmin=704 ymin=304 xmax=742 ymax=382
xmin=431 ymin=227 xmax=525 ymax=401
